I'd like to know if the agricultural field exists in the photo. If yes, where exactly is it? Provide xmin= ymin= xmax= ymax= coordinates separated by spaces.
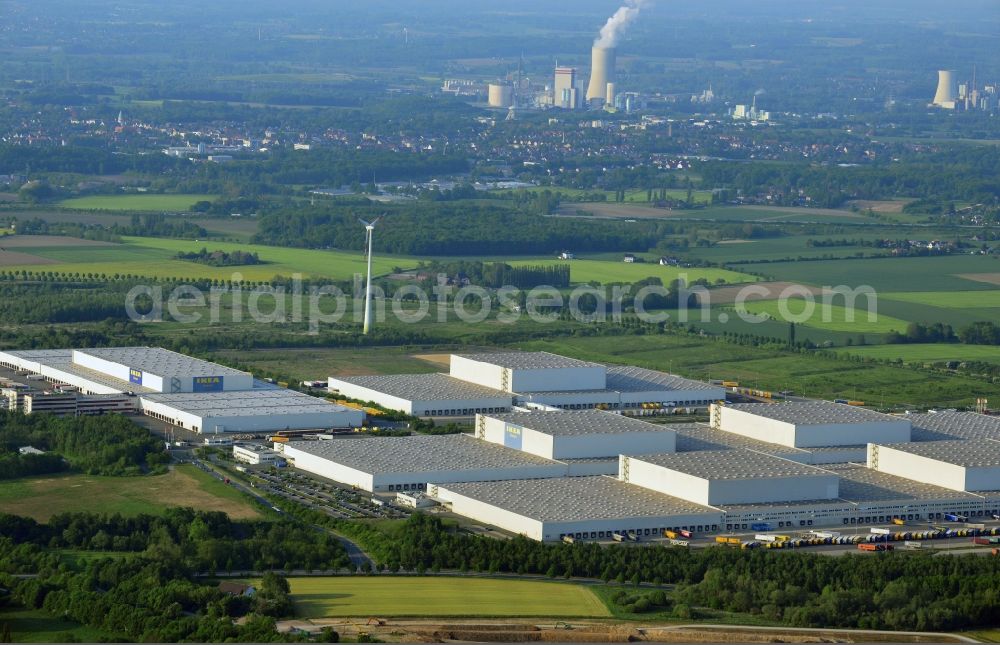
xmin=558 ymin=203 xmax=880 ymax=224
xmin=56 ymin=193 xmax=219 ymax=212
xmin=286 ymin=577 xmax=611 ymax=618
xmin=838 ymin=344 xmax=1000 ymax=365
xmin=0 ymin=465 xmax=261 ymax=521
xmin=508 ymin=258 xmax=758 ymax=285
xmin=0 ymin=235 xmax=759 ymax=285
xmin=0 ymin=235 xmax=415 ymax=281
xmin=732 ymin=255 xmax=1000 ymax=293
xmin=731 ymin=298 xmax=910 ymax=334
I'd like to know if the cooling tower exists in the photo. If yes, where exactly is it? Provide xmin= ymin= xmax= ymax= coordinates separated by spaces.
xmin=488 ymin=83 xmax=514 ymax=108
xmin=932 ymin=70 xmax=958 ymax=108
xmin=586 ymin=47 xmax=616 ymax=104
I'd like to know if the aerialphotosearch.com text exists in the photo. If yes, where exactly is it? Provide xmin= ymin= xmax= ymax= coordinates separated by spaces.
xmin=124 ymin=272 xmax=879 ymax=334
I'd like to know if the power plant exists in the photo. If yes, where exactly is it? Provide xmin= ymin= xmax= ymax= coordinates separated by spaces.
xmin=586 ymin=47 xmax=616 ymax=105
xmin=487 ymin=82 xmax=515 ymax=108
xmin=932 ymin=70 xmax=958 ymax=109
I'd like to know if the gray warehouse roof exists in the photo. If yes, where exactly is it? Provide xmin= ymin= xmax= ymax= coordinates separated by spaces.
xmin=673 ymin=423 xmax=802 ymax=456
xmin=438 ymin=476 xmax=718 ymax=522
xmin=454 ymin=351 xmax=602 ymax=371
xmin=2 ymin=349 xmax=154 ymax=393
xmin=910 ymin=412 xmax=1000 ymax=442
xmin=284 ymin=434 xmax=560 ymax=473
xmin=876 ymin=439 xmax=1000 ymax=468
xmin=726 ymin=402 xmax=908 ymax=426
xmin=486 ymin=410 xmax=673 ymax=437
xmin=76 ymin=347 xmax=250 ymax=378
xmin=330 ymin=373 xmax=513 ymax=403
xmin=720 ymin=463 xmax=981 ymax=513
xmin=606 ymin=366 xmax=722 ymax=393
xmin=630 ymin=450 xmax=833 ymax=480
xmin=142 ymin=388 xmax=353 ymax=418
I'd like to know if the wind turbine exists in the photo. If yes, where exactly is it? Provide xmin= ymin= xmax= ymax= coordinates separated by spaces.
xmin=359 ymin=216 xmax=382 ymax=335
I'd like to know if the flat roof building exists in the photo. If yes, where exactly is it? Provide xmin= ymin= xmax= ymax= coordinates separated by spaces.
xmin=328 ymin=373 xmax=513 ymax=417
xmin=0 ymin=347 xmax=361 ymax=433
xmin=450 ymin=352 xmax=607 ymax=393
xmin=621 ymin=450 xmax=840 ymax=506
xmin=518 ymin=365 xmax=725 ymax=410
xmin=712 ymin=402 xmax=911 ymax=448
xmin=72 ymin=347 xmax=253 ymax=393
xmin=910 ymin=411 xmax=1000 ymax=442
xmin=431 ymin=476 xmax=722 ymax=542
xmin=477 ymin=410 xmax=676 ymax=459
xmin=868 ymin=439 xmax=1000 ymax=492
xmin=277 ymin=434 xmax=568 ymax=492
xmin=141 ymin=387 xmax=363 ymax=434
xmin=720 ymin=463 xmax=999 ymax=530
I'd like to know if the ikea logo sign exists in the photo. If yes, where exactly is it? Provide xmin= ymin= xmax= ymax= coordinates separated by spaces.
xmin=193 ymin=376 xmax=224 ymax=392
xmin=504 ymin=424 xmax=523 ymax=450
xmin=129 ymin=368 xmax=143 ymax=385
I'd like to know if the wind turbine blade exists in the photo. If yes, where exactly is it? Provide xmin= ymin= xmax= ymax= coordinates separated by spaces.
xmin=371 ymin=215 xmax=383 ymax=226
xmin=358 ymin=218 xmax=371 ymax=227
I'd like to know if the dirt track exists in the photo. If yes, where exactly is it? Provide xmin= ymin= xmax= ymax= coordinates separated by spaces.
xmin=276 ymin=618 xmax=974 ymax=643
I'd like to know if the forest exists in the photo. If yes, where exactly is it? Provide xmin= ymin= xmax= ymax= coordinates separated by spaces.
xmin=0 ymin=411 xmax=168 ymax=477
xmin=0 ymin=509 xmax=350 ymax=642
xmin=252 ymin=202 xmax=657 ymax=255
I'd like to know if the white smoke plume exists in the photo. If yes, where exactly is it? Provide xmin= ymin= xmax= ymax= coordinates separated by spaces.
xmin=594 ymin=0 xmax=648 ymax=49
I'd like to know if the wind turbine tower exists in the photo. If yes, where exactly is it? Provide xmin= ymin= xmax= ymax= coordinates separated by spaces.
xmin=360 ymin=217 xmax=381 ymax=335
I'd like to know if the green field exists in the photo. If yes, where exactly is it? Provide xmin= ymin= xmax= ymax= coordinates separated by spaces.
xmin=0 ymin=465 xmax=261 ymax=521
xmin=732 ymin=255 xmax=1000 ymax=292
xmin=212 ymin=347 xmax=443 ymax=381
xmin=0 ymin=607 xmax=114 ymax=643
xmin=880 ymin=291 xmax=1000 ymax=309
xmin=733 ymin=298 xmax=910 ymax=333
xmin=839 ymin=343 xmax=1000 ymax=365
xmin=56 ymin=194 xmax=219 ymax=212
xmin=509 ymin=258 xmax=757 ymax=285
xmin=2 ymin=235 xmax=415 ymax=281
xmin=2 ymin=236 xmax=760 ymax=285
xmin=286 ymin=577 xmax=611 ymax=618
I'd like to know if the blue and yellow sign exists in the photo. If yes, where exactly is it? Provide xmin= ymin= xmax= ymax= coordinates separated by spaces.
xmin=193 ymin=376 xmax=224 ymax=392
xmin=129 ymin=368 xmax=143 ymax=385
xmin=504 ymin=423 xmax=523 ymax=450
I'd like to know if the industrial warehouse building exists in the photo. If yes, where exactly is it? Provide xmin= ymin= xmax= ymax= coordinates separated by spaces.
xmin=867 ymin=439 xmax=1000 ymax=492
xmin=328 ymin=351 xmax=725 ymax=417
xmin=270 ymin=389 xmax=1000 ymax=541
xmin=431 ymin=476 xmax=723 ymax=542
xmin=276 ymin=434 xmax=569 ymax=492
xmin=0 ymin=347 xmax=363 ymax=433
xmin=477 ymin=410 xmax=676 ymax=459
xmin=712 ymin=402 xmax=912 ymax=448
xmin=719 ymin=463 xmax=1000 ymax=531
xmin=327 ymin=373 xmax=513 ymax=417
xmin=620 ymin=451 xmax=840 ymax=506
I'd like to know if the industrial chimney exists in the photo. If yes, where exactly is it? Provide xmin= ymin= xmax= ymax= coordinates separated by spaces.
xmin=932 ymin=70 xmax=958 ymax=108
xmin=586 ymin=47 xmax=616 ymax=105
